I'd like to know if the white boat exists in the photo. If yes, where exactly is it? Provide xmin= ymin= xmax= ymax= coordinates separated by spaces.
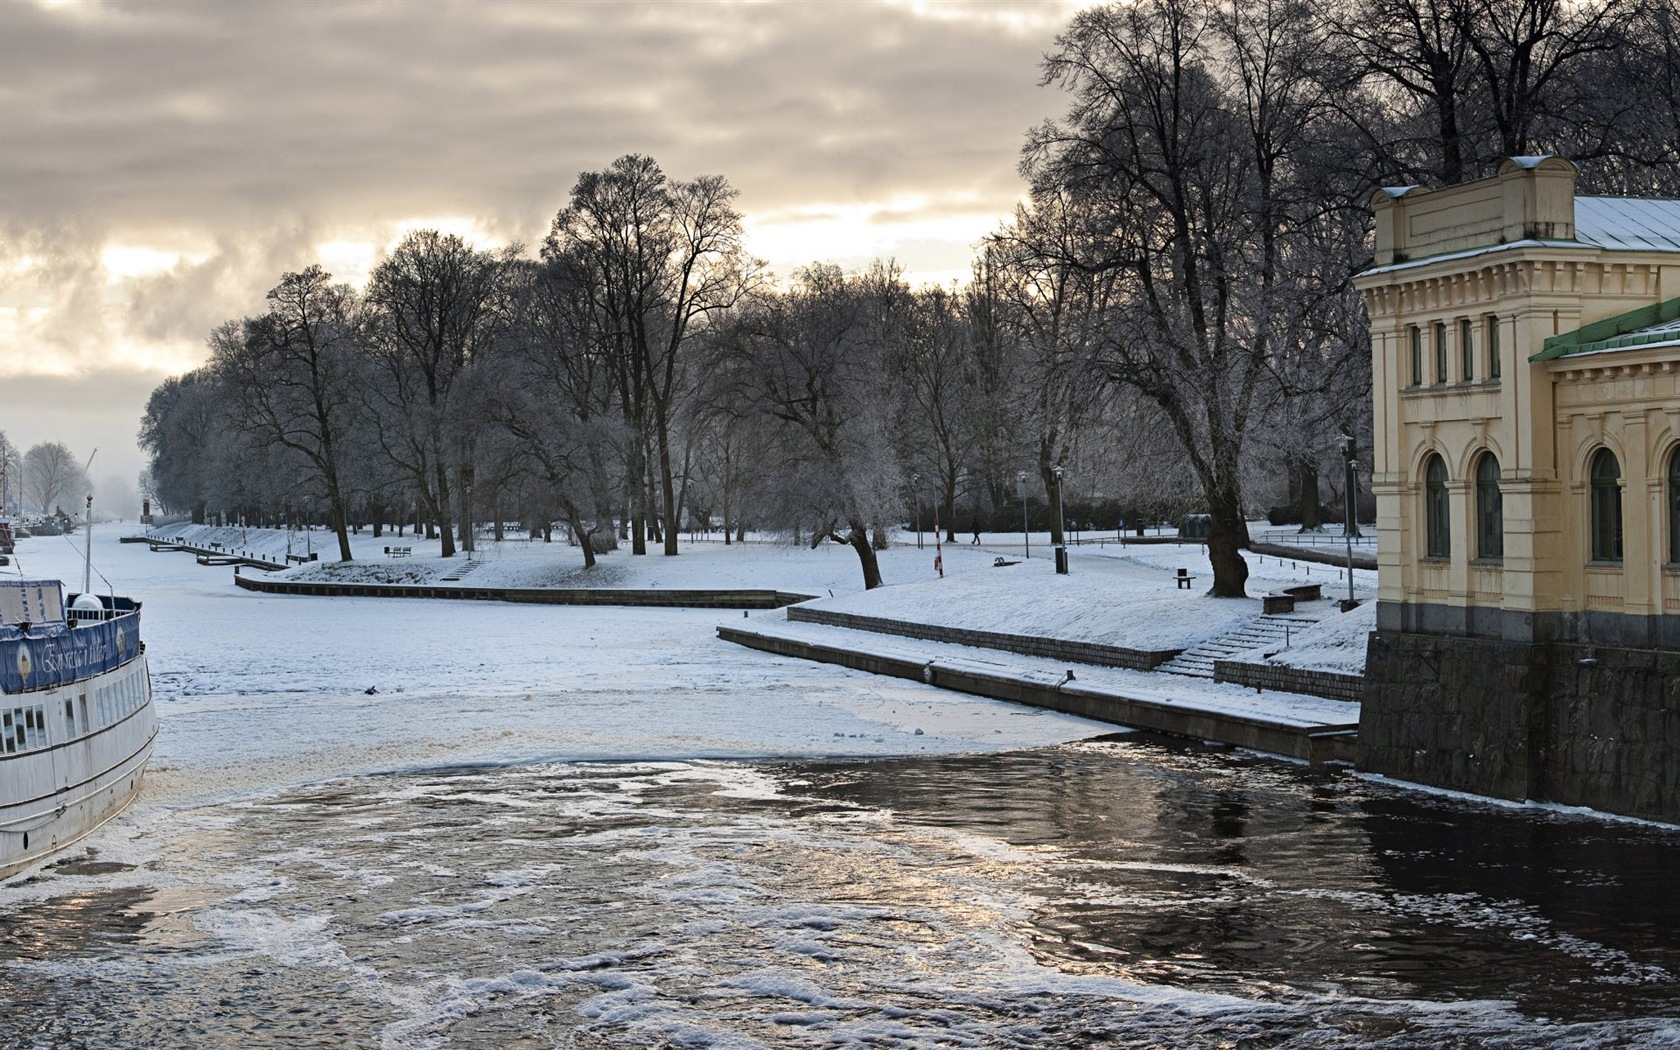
xmin=0 ymin=576 xmax=157 ymax=879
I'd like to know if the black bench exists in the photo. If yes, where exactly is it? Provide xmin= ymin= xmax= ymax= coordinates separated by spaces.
xmin=385 ymin=546 xmax=412 ymax=558
xmin=1175 ymin=568 xmax=1197 ymax=589
xmin=993 ymin=556 xmax=1019 ymax=567
xmin=287 ymin=552 xmax=318 ymax=564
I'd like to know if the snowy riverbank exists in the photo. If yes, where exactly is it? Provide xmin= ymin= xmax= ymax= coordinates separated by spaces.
xmin=143 ymin=522 xmax=1378 ymax=674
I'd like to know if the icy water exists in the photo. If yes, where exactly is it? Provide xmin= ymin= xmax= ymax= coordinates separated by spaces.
xmin=3 ymin=535 xmax=1680 ymax=1047
xmin=5 ymin=741 xmax=1680 ymax=1047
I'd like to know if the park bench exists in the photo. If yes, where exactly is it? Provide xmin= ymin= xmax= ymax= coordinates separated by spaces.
xmin=1284 ymin=582 xmax=1322 ymax=602
xmin=385 ymin=546 xmax=412 ymax=558
xmin=1262 ymin=593 xmax=1296 ymax=614
xmin=1175 ymin=568 xmax=1197 ymax=589
xmin=287 ymin=552 xmax=318 ymax=564
xmin=992 ymin=556 xmax=1019 ymax=567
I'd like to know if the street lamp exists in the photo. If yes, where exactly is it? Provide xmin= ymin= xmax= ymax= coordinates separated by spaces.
xmin=1053 ymin=464 xmax=1069 ymax=575
xmin=1017 ymin=471 xmax=1030 ymax=560
xmin=1339 ymin=435 xmax=1358 ymax=609
xmin=912 ymin=473 xmax=923 ymax=550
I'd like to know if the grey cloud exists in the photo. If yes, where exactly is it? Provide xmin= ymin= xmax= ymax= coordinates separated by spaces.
xmin=0 ymin=0 xmax=1076 ymax=471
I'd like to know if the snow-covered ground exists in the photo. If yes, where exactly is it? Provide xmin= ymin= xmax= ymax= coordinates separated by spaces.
xmin=11 ymin=526 xmax=1125 ymax=811
xmin=145 ymin=522 xmax=1378 ymax=673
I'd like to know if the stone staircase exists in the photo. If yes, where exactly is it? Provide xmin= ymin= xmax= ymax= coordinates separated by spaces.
xmin=1156 ymin=610 xmax=1328 ymax=679
xmin=439 ymin=559 xmax=483 ymax=583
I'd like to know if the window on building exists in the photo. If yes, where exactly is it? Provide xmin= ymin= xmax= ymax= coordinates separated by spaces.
xmin=1475 ymin=452 xmax=1502 ymax=559
xmin=1425 ymin=453 xmax=1450 ymax=558
xmin=1487 ymin=315 xmax=1501 ymax=379
xmin=1590 ymin=448 xmax=1623 ymax=562
xmin=1669 ymin=449 xmax=1680 ymax=564
xmin=1410 ymin=326 xmax=1422 ymax=386
xmin=1435 ymin=322 xmax=1448 ymax=383
xmin=1460 ymin=318 xmax=1474 ymax=382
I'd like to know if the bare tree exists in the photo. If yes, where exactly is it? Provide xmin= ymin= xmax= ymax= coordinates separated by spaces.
xmin=212 ymin=266 xmax=363 ymax=561
xmin=544 ymin=154 xmax=759 ymax=557
xmin=1028 ymin=0 xmax=1345 ymax=596
xmin=364 ymin=230 xmax=515 ymax=558
xmin=23 ymin=441 xmax=87 ymax=518
xmin=724 ymin=265 xmax=901 ymax=589
xmin=0 ymin=431 xmax=20 ymax=515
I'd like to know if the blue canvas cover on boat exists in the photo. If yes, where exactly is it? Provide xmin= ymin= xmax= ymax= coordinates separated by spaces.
xmin=0 ymin=614 xmax=141 ymax=694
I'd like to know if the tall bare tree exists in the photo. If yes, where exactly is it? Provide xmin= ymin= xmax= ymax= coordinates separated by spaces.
xmin=22 ymin=441 xmax=87 ymax=518
xmin=724 ymin=264 xmax=901 ymax=589
xmin=212 ymin=266 xmax=363 ymax=561
xmin=364 ymin=230 xmax=514 ymax=558
xmin=544 ymin=154 xmax=758 ymax=557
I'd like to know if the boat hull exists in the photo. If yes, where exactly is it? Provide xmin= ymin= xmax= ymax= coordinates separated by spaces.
xmin=0 ymin=652 xmax=157 ymax=880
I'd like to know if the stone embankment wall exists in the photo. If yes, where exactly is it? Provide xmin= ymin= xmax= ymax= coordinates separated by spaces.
xmin=233 ymin=573 xmax=813 ymax=609
xmin=785 ymin=606 xmax=1179 ymax=670
xmin=1361 ymin=632 xmax=1680 ymax=822
xmin=1212 ymin=660 xmax=1364 ymax=702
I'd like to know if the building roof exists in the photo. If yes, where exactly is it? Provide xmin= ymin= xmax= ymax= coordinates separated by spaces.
xmin=1533 ymin=296 xmax=1680 ymax=361
xmin=1361 ymin=194 xmax=1680 ymax=279
xmin=1576 ymin=197 xmax=1680 ymax=253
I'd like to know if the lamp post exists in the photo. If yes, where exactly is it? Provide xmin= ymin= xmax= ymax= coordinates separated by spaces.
xmin=1017 ymin=471 xmax=1030 ymax=559
xmin=931 ymin=480 xmax=944 ymax=578
xmin=1339 ymin=435 xmax=1357 ymax=608
xmin=1052 ymin=464 xmax=1069 ymax=575
xmin=912 ymin=473 xmax=923 ymax=549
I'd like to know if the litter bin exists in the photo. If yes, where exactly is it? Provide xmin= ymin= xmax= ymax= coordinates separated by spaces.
xmin=1055 ymin=545 xmax=1069 ymax=575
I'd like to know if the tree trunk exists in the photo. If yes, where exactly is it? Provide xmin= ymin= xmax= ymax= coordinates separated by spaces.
xmin=1206 ymin=485 xmax=1250 ymax=598
xmin=659 ymin=429 xmax=680 ymax=556
xmin=846 ymin=523 xmax=883 ymax=589
xmin=432 ymin=460 xmax=456 ymax=558
xmin=1294 ymin=456 xmax=1322 ymax=532
xmin=566 ymin=507 xmax=596 ymax=568
xmin=329 ymin=495 xmax=353 ymax=563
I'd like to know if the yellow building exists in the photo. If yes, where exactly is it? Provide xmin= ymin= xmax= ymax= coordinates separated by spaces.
xmin=1355 ymin=157 xmax=1680 ymax=819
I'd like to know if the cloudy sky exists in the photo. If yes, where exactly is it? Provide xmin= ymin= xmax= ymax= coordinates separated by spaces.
xmin=0 ymin=0 xmax=1088 ymax=493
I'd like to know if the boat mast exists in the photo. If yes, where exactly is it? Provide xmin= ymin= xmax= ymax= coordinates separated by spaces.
xmin=83 ymin=493 xmax=93 ymax=596
xmin=81 ymin=448 xmax=97 ymax=598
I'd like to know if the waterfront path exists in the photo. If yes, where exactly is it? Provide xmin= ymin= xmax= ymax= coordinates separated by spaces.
xmin=721 ymin=612 xmax=1359 ymax=766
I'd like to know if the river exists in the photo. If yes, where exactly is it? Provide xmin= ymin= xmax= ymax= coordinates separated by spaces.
xmin=1 ymin=534 xmax=1677 ymax=1047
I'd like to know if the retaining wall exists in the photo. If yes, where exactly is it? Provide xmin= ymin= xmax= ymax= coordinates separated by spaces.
xmin=785 ymin=606 xmax=1179 ymax=670
xmin=720 ymin=625 xmax=1358 ymax=765
xmin=1362 ymin=631 xmax=1680 ymax=822
xmin=1212 ymin=659 xmax=1365 ymax=702
xmin=232 ymin=573 xmax=813 ymax=609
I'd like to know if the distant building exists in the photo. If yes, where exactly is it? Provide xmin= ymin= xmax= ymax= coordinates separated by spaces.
xmin=1355 ymin=157 xmax=1680 ymax=821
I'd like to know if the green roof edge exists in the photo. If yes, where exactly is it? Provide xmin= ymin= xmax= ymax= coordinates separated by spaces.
xmin=1532 ymin=296 xmax=1680 ymax=362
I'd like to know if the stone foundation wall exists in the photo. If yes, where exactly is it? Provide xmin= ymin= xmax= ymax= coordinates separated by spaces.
xmin=1361 ymin=631 xmax=1680 ymax=821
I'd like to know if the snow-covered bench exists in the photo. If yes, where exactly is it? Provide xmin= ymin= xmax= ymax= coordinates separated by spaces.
xmin=384 ymin=546 xmax=412 ymax=558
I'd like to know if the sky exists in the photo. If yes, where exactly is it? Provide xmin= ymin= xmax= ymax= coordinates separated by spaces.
xmin=0 ymin=0 xmax=1090 ymax=492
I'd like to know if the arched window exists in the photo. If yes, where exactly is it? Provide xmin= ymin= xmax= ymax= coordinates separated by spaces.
xmin=1669 ymin=449 xmax=1680 ymax=563
xmin=1425 ymin=454 xmax=1450 ymax=558
xmin=1475 ymin=453 xmax=1503 ymax=559
xmin=1590 ymin=448 xmax=1623 ymax=563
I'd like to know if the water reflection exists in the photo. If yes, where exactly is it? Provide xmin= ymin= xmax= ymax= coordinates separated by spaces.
xmin=3 ymin=738 xmax=1680 ymax=1046
xmin=777 ymin=735 xmax=1680 ymax=1019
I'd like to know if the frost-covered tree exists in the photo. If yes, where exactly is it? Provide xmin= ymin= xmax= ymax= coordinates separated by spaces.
xmin=22 ymin=440 xmax=88 ymax=518
xmin=212 ymin=266 xmax=364 ymax=561
xmin=722 ymin=264 xmax=903 ymax=589
xmin=543 ymin=154 xmax=760 ymax=557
